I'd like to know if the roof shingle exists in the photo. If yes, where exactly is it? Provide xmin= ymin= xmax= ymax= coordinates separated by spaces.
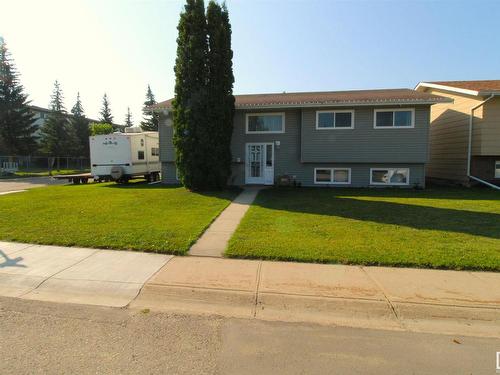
xmin=153 ymin=88 xmax=449 ymax=110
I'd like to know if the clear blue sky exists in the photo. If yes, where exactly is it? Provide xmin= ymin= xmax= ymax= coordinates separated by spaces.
xmin=1 ymin=0 xmax=499 ymax=124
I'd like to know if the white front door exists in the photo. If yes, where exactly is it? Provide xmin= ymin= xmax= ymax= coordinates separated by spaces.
xmin=245 ymin=143 xmax=274 ymax=185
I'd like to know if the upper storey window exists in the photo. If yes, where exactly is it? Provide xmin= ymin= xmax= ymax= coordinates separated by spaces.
xmin=246 ymin=113 xmax=285 ymax=133
xmin=374 ymin=109 xmax=414 ymax=128
xmin=316 ymin=110 xmax=354 ymax=129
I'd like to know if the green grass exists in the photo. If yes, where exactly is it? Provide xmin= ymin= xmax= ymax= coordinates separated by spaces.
xmin=0 ymin=182 xmax=238 ymax=254
xmin=0 ymin=168 xmax=89 ymax=179
xmin=226 ymin=187 xmax=500 ymax=271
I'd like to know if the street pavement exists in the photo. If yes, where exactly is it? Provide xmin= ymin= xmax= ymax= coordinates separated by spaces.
xmin=0 ymin=296 xmax=498 ymax=375
xmin=0 ymin=176 xmax=67 ymax=193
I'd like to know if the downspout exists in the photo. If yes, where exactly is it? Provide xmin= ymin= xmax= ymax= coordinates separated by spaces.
xmin=467 ymin=94 xmax=500 ymax=190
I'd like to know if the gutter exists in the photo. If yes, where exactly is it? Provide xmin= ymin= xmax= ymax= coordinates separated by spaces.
xmin=467 ymin=94 xmax=500 ymax=190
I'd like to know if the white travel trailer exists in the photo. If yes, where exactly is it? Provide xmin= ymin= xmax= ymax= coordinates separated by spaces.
xmin=89 ymin=131 xmax=160 ymax=183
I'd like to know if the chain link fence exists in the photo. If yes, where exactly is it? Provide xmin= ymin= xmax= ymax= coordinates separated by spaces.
xmin=0 ymin=155 xmax=90 ymax=176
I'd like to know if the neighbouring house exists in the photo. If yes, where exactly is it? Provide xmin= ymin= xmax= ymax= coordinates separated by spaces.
xmin=154 ymin=89 xmax=450 ymax=188
xmin=416 ymin=80 xmax=500 ymax=187
xmin=29 ymin=105 xmax=123 ymax=142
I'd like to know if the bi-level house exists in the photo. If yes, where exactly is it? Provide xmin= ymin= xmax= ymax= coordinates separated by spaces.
xmin=155 ymin=89 xmax=450 ymax=188
xmin=416 ymin=80 xmax=500 ymax=187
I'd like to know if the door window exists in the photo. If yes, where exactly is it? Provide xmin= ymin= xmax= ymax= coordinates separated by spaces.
xmin=250 ymin=145 xmax=262 ymax=177
xmin=266 ymin=144 xmax=273 ymax=167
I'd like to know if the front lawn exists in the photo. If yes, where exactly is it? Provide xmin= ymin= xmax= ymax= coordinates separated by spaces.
xmin=0 ymin=182 xmax=237 ymax=254
xmin=226 ymin=187 xmax=500 ymax=271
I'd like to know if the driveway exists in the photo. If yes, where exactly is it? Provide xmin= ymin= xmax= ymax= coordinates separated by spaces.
xmin=0 ymin=176 xmax=67 ymax=194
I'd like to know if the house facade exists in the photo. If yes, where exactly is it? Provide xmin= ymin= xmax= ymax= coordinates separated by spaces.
xmin=416 ymin=80 xmax=500 ymax=186
xmin=156 ymin=89 xmax=449 ymax=188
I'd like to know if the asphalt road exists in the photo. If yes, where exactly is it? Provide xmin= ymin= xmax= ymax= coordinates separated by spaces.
xmin=0 ymin=297 xmax=498 ymax=374
xmin=0 ymin=176 xmax=67 ymax=193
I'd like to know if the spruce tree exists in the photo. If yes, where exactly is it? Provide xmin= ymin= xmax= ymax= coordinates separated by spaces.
xmin=206 ymin=1 xmax=235 ymax=188
xmin=172 ymin=0 xmax=209 ymax=190
xmin=125 ymin=107 xmax=133 ymax=128
xmin=0 ymin=37 xmax=38 ymax=155
xmin=140 ymin=85 xmax=159 ymax=131
xmin=39 ymin=81 xmax=72 ymax=159
xmin=70 ymin=92 xmax=90 ymax=157
xmin=99 ymin=93 xmax=114 ymax=125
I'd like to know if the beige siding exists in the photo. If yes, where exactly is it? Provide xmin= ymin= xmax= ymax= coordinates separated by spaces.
xmin=481 ymin=97 xmax=500 ymax=155
xmin=423 ymin=89 xmax=484 ymax=183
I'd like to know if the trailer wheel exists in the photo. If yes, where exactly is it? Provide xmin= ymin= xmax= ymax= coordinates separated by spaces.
xmin=145 ymin=174 xmax=152 ymax=183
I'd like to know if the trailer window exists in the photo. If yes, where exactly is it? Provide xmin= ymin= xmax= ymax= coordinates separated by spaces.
xmin=151 ymin=147 xmax=159 ymax=156
xmin=138 ymin=151 xmax=145 ymax=160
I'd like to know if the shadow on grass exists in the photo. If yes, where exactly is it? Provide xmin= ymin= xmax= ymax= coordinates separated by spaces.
xmin=252 ymin=188 xmax=500 ymax=239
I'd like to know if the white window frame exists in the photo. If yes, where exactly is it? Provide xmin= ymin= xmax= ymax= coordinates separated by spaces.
xmin=373 ymin=108 xmax=415 ymax=129
xmin=315 ymin=110 xmax=355 ymax=130
xmin=495 ymin=161 xmax=500 ymax=178
xmin=246 ymin=112 xmax=285 ymax=134
xmin=370 ymin=168 xmax=410 ymax=186
xmin=314 ymin=168 xmax=351 ymax=185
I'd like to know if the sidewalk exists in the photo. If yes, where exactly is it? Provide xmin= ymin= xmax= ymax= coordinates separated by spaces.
xmin=189 ymin=187 xmax=261 ymax=257
xmin=1 ymin=241 xmax=499 ymax=337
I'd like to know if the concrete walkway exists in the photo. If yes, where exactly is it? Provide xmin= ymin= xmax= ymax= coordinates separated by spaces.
xmin=1 ymin=241 xmax=500 ymax=338
xmin=0 ymin=242 xmax=172 ymax=307
xmin=189 ymin=187 xmax=262 ymax=257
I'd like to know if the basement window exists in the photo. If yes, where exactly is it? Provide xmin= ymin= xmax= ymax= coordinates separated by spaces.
xmin=314 ymin=168 xmax=351 ymax=185
xmin=370 ymin=168 xmax=409 ymax=185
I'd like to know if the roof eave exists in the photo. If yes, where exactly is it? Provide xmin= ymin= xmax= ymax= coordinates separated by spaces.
xmin=415 ymin=82 xmax=480 ymax=97
xmin=234 ymin=99 xmax=451 ymax=110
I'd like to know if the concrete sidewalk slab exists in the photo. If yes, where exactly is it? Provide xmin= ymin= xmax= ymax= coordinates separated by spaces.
xmin=22 ymin=249 xmax=172 ymax=307
xmin=49 ymin=250 xmax=172 ymax=284
xmin=364 ymin=267 xmax=500 ymax=308
xmin=256 ymin=293 xmax=402 ymax=331
xmin=146 ymin=257 xmax=259 ymax=291
xmin=0 ymin=190 xmax=27 ymax=196
xmin=189 ymin=187 xmax=261 ymax=257
xmin=0 ymin=244 xmax=97 ymax=297
xmin=259 ymin=262 xmax=384 ymax=300
xmin=0 ymin=245 xmax=97 ymax=277
xmin=256 ymin=262 xmax=400 ymax=329
xmin=131 ymin=257 xmax=260 ymax=317
xmin=0 ymin=241 xmax=34 ymax=256
xmin=24 ymin=279 xmax=144 ymax=307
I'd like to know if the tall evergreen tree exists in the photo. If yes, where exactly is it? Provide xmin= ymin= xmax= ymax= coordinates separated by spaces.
xmin=99 ymin=93 xmax=114 ymax=125
xmin=70 ymin=92 xmax=90 ymax=157
xmin=172 ymin=0 xmax=209 ymax=190
xmin=39 ymin=81 xmax=72 ymax=158
xmin=0 ymin=37 xmax=38 ymax=155
xmin=206 ymin=1 xmax=235 ymax=188
xmin=140 ymin=85 xmax=159 ymax=131
xmin=125 ymin=107 xmax=133 ymax=127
